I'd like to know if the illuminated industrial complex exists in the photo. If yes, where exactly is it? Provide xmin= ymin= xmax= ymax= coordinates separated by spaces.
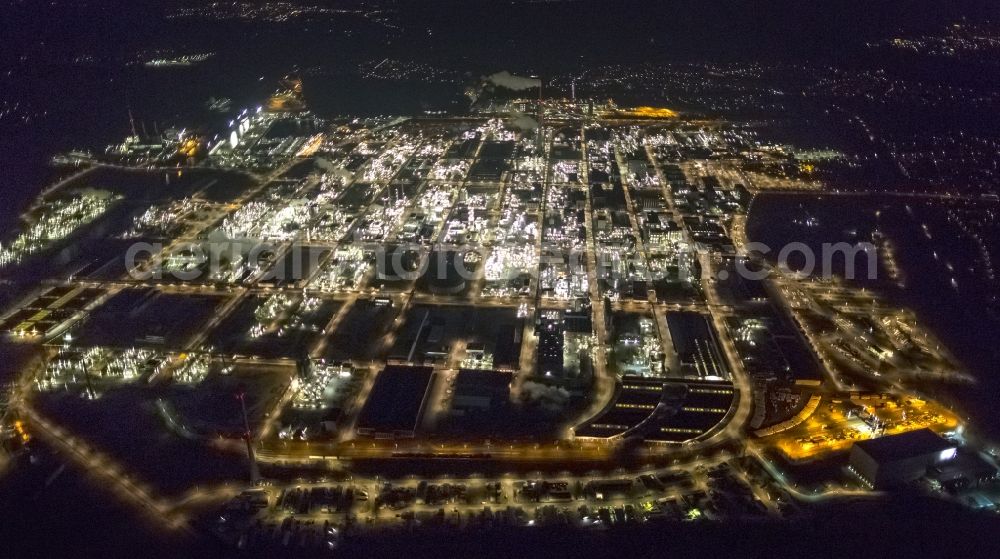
xmin=1 ymin=75 xmax=998 ymax=554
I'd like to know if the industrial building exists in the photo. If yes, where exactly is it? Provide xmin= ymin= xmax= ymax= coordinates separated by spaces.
xmin=666 ymin=311 xmax=729 ymax=379
xmin=355 ymin=365 xmax=434 ymax=438
xmin=849 ymin=429 xmax=957 ymax=489
xmin=450 ymin=369 xmax=513 ymax=416
xmin=927 ymin=450 xmax=1000 ymax=493
xmin=574 ymin=376 xmax=735 ymax=443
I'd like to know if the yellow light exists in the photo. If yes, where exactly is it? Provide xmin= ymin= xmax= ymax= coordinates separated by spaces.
xmin=624 ymin=106 xmax=679 ymax=118
xmin=13 ymin=420 xmax=29 ymax=442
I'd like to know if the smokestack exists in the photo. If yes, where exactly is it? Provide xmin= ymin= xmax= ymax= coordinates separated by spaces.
xmin=128 ymin=108 xmax=138 ymax=138
xmin=236 ymin=391 xmax=261 ymax=484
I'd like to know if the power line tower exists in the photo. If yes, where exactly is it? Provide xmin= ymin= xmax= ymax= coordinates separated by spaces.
xmin=535 ymin=79 xmax=545 ymax=155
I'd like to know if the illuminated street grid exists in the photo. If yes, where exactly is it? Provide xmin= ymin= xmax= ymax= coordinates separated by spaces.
xmin=0 ymin=83 xmax=996 ymax=549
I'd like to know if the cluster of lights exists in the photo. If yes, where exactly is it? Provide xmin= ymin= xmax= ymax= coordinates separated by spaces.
xmin=311 ymin=247 xmax=368 ymax=292
xmin=39 ymin=346 xmax=163 ymax=392
xmin=614 ymin=317 xmax=664 ymax=376
xmin=361 ymin=140 xmax=417 ymax=183
xmin=221 ymin=200 xmax=270 ymax=238
xmin=429 ymin=159 xmax=470 ymax=181
xmin=0 ymin=192 xmax=120 ymax=267
xmin=460 ymin=352 xmax=494 ymax=370
xmin=313 ymin=174 xmax=348 ymax=205
xmin=142 ymin=53 xmax=213 ymax=67
xmin=204 ymin=247 xmax=253 ymax=284
xmin=308 ymin=206 xmax=354 ymax=243
xmin=258 ymin=201 xmax=312 ymax=241
xmin=496 ymin=206 xmax=538 ymax=245
xmin=415 ymin=184 xmax=454 ymax=214
xmin=415 ymin=142 xmax=445 ymax=159
xmin=291 ymin=362 xmax=354 ymax=410
xmin=360 ymin=58 xmax=459 ymax=83
xmin=357 ymin=198 xmax=407 ymax=242
xmin=254 ymin=295 xmax=325 ymax=338
xmin=485 ymin=245 xmax=537 ymax=282
xmin=476 ymin=118 xmax=517 ymax=141
xmin=125 ymin=198 xmax=207 ymax=238
xmin=540 ymin=266 xmax=588 ymax=300
xmin=174 ymin=353 xmax=212 ymax=384
xmin=250 ymin=293 xmax=294 ymax=337
xmin=451 ymin=189 xmax=495 ymax=243
xmin=563 ymin=331 xmax=595 ymax=377
xmin=551 ymin=161 xmax=581 ymax=184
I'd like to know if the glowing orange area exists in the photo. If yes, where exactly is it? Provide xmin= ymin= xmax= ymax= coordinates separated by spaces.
xmin=178 ymin=138 xmax=201 ymax=158
xmin=759 ymin=394 xmax=960 ymax=463
xmin=621 ymin=106 xmax=679 ymax=118
xmin=296 ymin=134 xmax=325 ymax=157
xmin=13 ymin=419 xmax=30 ymax=442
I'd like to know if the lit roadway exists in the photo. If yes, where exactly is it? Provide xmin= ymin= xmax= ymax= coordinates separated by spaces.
xmin=16 ymin=400 xmax=196 ymax=533
xmin=246 ymin=450 xmax=747 ymax=531
xmin=749 ymin=188 xmax=997 ymax=204
xmin=694 ymin=250 xmax=754 ymax=447
xmin=564 ymin=122 xmax=615 ymax=433
xmin=744 ymin=443 xmax=880 ymax=503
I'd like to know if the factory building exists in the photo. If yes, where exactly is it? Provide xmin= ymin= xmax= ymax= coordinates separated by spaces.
xmin=849 ymin=429 xmax=957 ymax=489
